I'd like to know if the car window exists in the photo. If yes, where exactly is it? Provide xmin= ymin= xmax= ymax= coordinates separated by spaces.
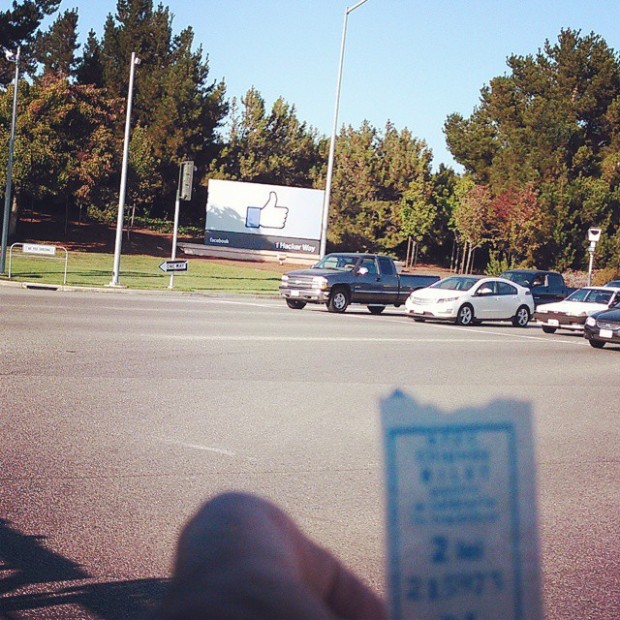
xmin=360 ymin=257 xmax=377 ymax=275
xmin=590 ymin=290 xmax=613 ymax=304
xmin=314 ymin=255 xmax=358 ymax=270
xmin=548 ymin=273 xmax=562 ymax=289
xmin=568 ymin=289 xmax=614 ymax=304
xmin=497 ymin=281 xmax=517 ymax=295
xmin=566 ymin=288 xmax=591 ymax=302
xmin=431 ymin=277 xmax=478 ymax=291
xmin=377 ymin=256 xmax=395 ymax=275
xmin=502 ymin=272 xmax=531 ymax=286
xmin=476 ymin=281 xmax=497 ymax=294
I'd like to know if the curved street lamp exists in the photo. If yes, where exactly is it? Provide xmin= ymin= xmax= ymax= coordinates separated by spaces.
xmin=319 ymin=0 xmax=370 ymax=258
xmin=1 ymin=47 xmax=21 ymax=274
xmin=109 ymin=52 xmax=141 ymax=287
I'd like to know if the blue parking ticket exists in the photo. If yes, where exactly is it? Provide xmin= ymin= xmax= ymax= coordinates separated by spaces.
xmin=381 ymin=390 xmax=542 ymax=620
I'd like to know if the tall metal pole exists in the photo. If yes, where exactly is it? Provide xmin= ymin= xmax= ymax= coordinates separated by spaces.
xmin=587 ymin=245 xmax=595 ymax=286
xmin=109 ymin=52 xmax=140 ymax=287
xmin=319 ymin=0 xmax=369 ymax=258
xmin=168 ymin=165 xmax=182 ymax=290
xmin=1 ymin=47 xmax=20 ymax=274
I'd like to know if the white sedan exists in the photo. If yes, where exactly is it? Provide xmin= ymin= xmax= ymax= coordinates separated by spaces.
xmin=405 ymin=275 xmax=535 ymax=326
xmin=533 ymin=286 xmax=620 ymax=333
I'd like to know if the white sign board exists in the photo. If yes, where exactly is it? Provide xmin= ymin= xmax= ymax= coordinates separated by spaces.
xmin=23 ymin=243 xmax=56 ymax=256
xmin=205 ymin=179 xmax=324 ymax=255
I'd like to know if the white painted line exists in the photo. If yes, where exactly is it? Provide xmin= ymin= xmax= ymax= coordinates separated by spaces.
xmin=430 ymin=322 xmax=588 ymax=345
xmin=159 ymin=438 xmax=236 ymax=456
xmin=153 ymin=334 xmax=580 ymax=344
xmin=205 ymin=299 xmax=284 ymax=309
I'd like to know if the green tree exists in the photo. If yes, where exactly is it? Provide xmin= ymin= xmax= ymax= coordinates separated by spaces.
xmin=210 ymin=87 xmax=322 ymax=188
xmin=453 ymin=183 xmax=493 ymax=273
xmin=328 ymin=121 xmax=436 ymax=255
xmin=444 ymin=29 xmax=620 ymax=270
xmin=99 ymin=0 xmax=227 ymax=220
xmin=75 ymin=29 xmax=104 ymax=87
xmin=34 ymin=8 xmax=79 ymax=77
xmin=11 ymin=75 xmax=119 ymax=229
xmin=0 ymin=0 xmax=60 ymax=84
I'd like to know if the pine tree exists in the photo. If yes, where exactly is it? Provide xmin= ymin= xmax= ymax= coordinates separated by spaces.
xmin=34 ymin=8 xmax=79 ymax=77
xmin=76 ymin=30 xmax=104 ymax=87
xmin=0 ymin=0 xmax=60 ymax=83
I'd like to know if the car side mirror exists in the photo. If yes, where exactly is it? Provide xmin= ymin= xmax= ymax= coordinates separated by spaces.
xmin=356 ymin=267 xmax=369 ymax=276
xmin=478 ymin=287 xmax=493 ymax=296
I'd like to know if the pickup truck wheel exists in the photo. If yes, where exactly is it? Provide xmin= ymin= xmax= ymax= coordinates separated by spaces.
xmin=367 ymin=305 xmax=385 ymax=315
xmin=542 ymin=326 xmax=557 ymax=334
xmin=456 ymin=303 xmax=475 ymax=326
xmin=286 ymin=299 xmax=306 ymax=310
xmin=512 ymin=305 xmax=531 ymax=327
xmin=327 ymin=287 xmax=350 ymax=313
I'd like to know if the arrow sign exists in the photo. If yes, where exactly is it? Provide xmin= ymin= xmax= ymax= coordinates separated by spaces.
xmin=159 ymin=259 xmax=188 ymax=273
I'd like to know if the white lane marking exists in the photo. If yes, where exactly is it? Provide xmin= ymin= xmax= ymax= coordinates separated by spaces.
xmin=152 ymin=334 xmax=584 ymax=344
xmin=159 ymin=438 xmax=236 ymax=456
xmin=206 ymin=298 xmax=283 ymax=309
xmin=429 ymin=322 xmax=588 ymax=345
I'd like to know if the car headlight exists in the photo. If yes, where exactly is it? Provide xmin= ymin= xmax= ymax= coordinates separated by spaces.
xmin=437 ymin=296 xmax=459 ymax=303
xmin=585 ymin=316 xmax=597 ymax=327
xmin=312 ymin=276 xmax=328 ymax=290
xmin=281 ymin=275 xmax=289 ymax=282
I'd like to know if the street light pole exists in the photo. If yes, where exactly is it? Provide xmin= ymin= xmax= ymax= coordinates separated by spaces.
xmin=109 ymin=52 xmax=141 ymax=287
xmin=319 ymin=0 xmax=369 ymax=258
xmin=1 ymin=47 xmax=21 ymax=274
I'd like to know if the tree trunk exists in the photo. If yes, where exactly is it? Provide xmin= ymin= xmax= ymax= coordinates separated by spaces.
xmin=405 ymin=236 xmax=412 ymax=269
xmin=9 ymin=194 xmax=19 ymax=237
xmin=460 ymin=240 xmax=469 ymax=274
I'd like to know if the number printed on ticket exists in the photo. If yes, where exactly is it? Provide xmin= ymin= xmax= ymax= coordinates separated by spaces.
xmin=381 ymin=390 xmax=543 ymax=620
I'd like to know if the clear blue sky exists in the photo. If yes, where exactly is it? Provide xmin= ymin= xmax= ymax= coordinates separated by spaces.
xmin=58 ymin=0 xmax=620 ymax=171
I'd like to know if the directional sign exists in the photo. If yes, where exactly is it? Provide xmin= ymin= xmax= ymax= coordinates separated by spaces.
xmin=159 ymin=259 xmax=188 ymax=273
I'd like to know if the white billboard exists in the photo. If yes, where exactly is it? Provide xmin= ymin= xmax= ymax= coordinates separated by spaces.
xmin=205 ymin=179 xmax=324 ymax=255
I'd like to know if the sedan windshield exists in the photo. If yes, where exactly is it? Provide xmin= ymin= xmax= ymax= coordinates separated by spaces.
xmin=430 ymin=276 xmax=479 ymax=291
xmin=565 ymin=288 xmax=613 ymax=304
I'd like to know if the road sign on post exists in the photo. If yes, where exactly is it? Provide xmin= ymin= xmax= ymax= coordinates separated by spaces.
xmin=159 ymin=259 xmax=188 ymax=273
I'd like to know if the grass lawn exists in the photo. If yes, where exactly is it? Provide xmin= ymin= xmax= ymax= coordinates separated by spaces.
xmin=1 ymin=249 xmax=284 ymax=294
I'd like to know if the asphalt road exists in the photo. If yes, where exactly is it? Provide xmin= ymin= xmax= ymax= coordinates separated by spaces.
xmin=0 ymin=286 xmax=618 ymax=619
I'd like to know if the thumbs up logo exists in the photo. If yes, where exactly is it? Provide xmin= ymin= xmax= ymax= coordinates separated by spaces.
xmin=245 ymin=191 xmax=289 ymax=230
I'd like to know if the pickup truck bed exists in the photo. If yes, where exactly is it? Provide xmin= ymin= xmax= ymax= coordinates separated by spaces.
xmin=280 ymin=253 xmax=440 ymax=314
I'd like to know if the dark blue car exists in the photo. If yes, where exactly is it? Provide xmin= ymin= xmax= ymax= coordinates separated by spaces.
xmin=584 ymin=304 xmax=620 ymax=348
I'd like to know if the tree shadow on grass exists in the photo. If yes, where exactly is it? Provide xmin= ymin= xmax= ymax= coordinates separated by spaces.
xmin=0 ymin=518 xmax=168 ymax=619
